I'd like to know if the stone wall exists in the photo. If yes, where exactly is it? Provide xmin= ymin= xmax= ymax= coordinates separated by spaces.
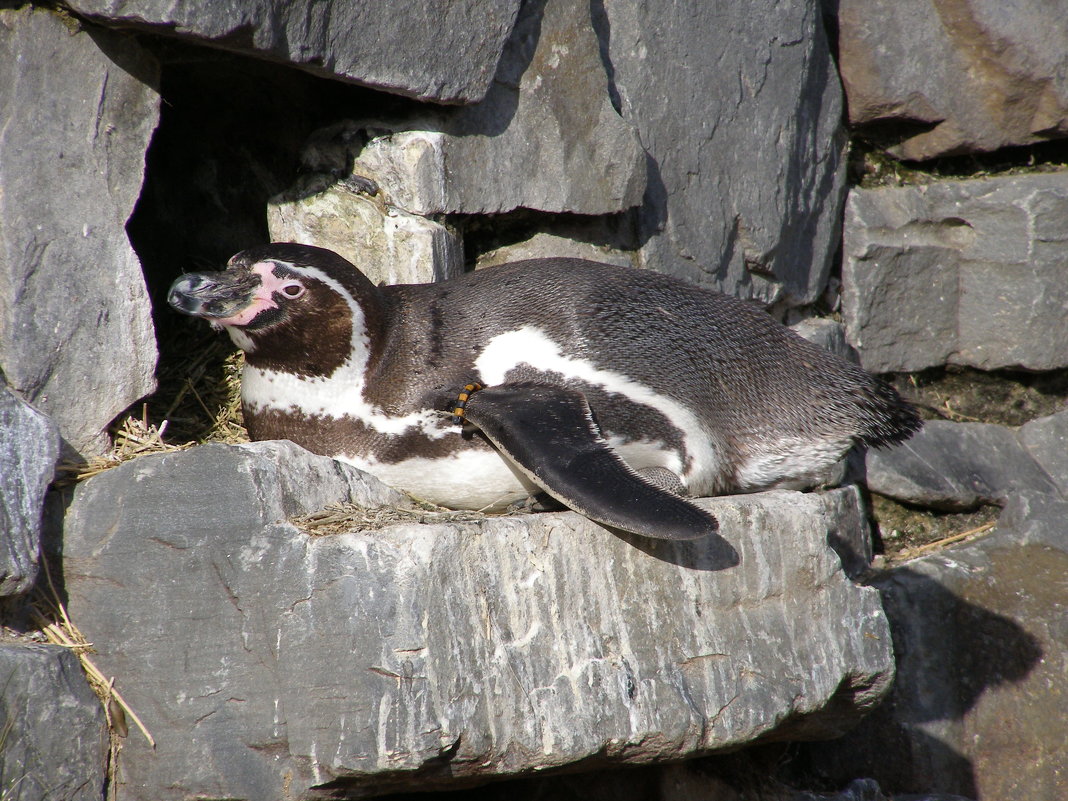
xmin=2 ymin=1 xmax=1066 ymax=799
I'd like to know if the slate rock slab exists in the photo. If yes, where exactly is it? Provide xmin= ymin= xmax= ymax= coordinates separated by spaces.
xmin=865 ymin=420 xmax=1060 ymax=510
xmin=842 ymin=172 xmax=1068 ymax=372
xmin=267 ymin=177 xmax=464 ymax=286
xmin=0 ymin=642 xmax=108 ymax=801
xmin=346 ymin=0 xmax=646 ymax=216
xmin=0 ymin=388 xmax=60 ymax=596
xmin=792 ymin=492 xmax=1068 ymax=799
xmin=64 ymin=0 xmax=521 ymax=104
xmin=60 ymin=442 xmax=892 ymax=800
xmin=0 ymin=8 xmax=159 ymax=457
xmin=833 ymin=0 xmax=1068 ymax=160
xmin=599 ymin=0 xmax=847 ymax=306
xmin=1017 ymin=409 xmax=1068 ymax=497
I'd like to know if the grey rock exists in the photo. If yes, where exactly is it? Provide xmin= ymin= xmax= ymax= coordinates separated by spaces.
xmin=833 ymin=0 xmax=1068 ymax=161
xmin=790 ymin=318 xmax=855 ymax=362
xmin=267 ymin=177 xmax=464 ymax=286
xmin=0 ymin=388 xmax=60 ymax=596
xmin=345 ymin=0 xmax=646 ymax=216
xmin=476 ymin=233 xmax=635 ymax=271
xmin=60 ymin=442 xmax=892 ymax=800
xmin=0 ymin=8 xmax=159 ymax=457
xmin=64 ymin=0 xmax=520 ymax=104
xmin=600 ymin=0 xmax=847 ymax=306
xmin=1018 ymin=409 xmax=1068 ymax=497
xmin=865 ymin=420 xmax=1059 ymax=510
xmin=0 ymin=643 xmax=108 ymax=801
xmin=792 ymin=492 xmax=1067 ymax=798
xmin=842 ymin=173 xmax=1068 ymax=372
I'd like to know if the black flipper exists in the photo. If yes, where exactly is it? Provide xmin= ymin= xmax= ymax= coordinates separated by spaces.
xmin=461 ymin=383 xmax=718 ymax=541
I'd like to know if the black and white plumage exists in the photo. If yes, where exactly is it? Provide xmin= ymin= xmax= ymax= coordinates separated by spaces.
xmin=168 ymin=243 xmax=921 ymax=541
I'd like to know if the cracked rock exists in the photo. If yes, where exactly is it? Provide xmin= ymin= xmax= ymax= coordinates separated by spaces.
xmin=0 ymin=8 xmax=159 ymax=457
xmin=842 ymin=172 xmax=1068 ymax=373
xmin=59 ymin=441 xmax=892 ymax=800
xmin=63 ymin=0 xmax=521 ymax=104
xmin=0 ymin=387 xmax=60 ymax=596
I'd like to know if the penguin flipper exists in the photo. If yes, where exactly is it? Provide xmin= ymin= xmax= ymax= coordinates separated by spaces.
xmin=461 ymin=382 xmax=718 ymax=541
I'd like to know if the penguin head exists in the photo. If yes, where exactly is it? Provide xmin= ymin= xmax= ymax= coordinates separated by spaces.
xmin=168 ymin=243 xmax=383 ymax=378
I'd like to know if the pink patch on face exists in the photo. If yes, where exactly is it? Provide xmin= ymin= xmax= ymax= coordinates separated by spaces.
xmin=214 ymin=262 xmax=292 ymax=327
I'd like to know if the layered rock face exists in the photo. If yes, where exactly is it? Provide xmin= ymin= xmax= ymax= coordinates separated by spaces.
xmin=57 ymin=443 xmax=894 ymax=800
xmin=3 ymin=0 xmax=1068 ymax=799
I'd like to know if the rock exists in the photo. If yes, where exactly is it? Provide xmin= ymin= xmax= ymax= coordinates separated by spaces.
xmin=64 ymin=0 xmax=521 ymax=104
xmin=832 ymin=0 xmax=1068 ymax=161
xmin=842 ymin=173 xmax=1068 ymax=372
xmin=790 ymin=318 xmax=855 ymax=362
xmin=267 ymin=176 xmax=464 ymax=285
xmin=343 ymin=0 xmax=646 ymax=216
xmin=599 ymin=0 xmax=847 ymax=306
xmin=59 ymin=441 xmax=893 ymax=801
xmin=476 ymin=233 xmax=635 ymax=271
xmin=0 ymin=388 xmax=60 ymax=596
xmin=0 ymin=642 xmax=109 ymax=801
xmin=0 ymin=8 xmax=159 ymax=457
xmin=1017 ymin=409 xmax=1068 ymax=497
xmin=789 ymin=492 xmax=1067 ymax=799
xmin=865 ymin=420 xmax=1060 ymax=510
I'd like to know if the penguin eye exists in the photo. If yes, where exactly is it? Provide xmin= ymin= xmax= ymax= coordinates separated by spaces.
xmin=279 ymin=281 xmax=305 ymax=299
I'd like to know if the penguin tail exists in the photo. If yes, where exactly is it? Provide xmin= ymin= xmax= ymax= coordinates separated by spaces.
xmin=856 ymin=378 xmax=924 ymax=449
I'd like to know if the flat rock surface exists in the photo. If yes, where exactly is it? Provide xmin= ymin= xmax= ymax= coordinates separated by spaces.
xmin=793 ymin=492 xmax=1068 ymax=799
xmin=65 ymin=0 xmax=520 ymax=104
xmin=865 ymin=420 xmax=1060 ymax=510
xmin=600 ymin=0 xmax=846 ymax=306
xmin=0 ymin=8 xmax=159 ymax=457
xmin=59 ymin=442 xmax=892 ymax=800
xmin=834 ymin=0 xmax=1068 ymax=160
xmin=0 ymin=387 xmax=59 ymax=596
xmin=842 ymin=172 xmax=1068 ymax=372
xmin=0 ymin=643 xmax=108 ymax=801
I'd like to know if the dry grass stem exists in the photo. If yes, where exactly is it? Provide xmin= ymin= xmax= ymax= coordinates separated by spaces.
xmin=291 ymin=502 xmax=496 ymax=536
xmin=29 ymin=559 xmax=155 ymax=750
xmin=893 ymin=521 xmax=998 ymax=563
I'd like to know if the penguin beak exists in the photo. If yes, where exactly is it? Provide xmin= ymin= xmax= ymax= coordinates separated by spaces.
xmin=168 ymin=269 xmax=262 ymax=322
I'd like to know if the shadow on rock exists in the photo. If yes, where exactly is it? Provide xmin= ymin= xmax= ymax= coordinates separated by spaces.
xmin=783 ymin=565 xmax=1044 ymax=797
xmin=614 ymin=528 xmax=741 ymax=572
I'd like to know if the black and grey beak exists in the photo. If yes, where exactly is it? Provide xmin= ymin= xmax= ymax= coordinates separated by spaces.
xmin=167 ymin=270 xmax=261 ymax=320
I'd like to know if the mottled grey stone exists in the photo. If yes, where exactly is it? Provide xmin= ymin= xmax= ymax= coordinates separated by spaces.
xmin=64 ymin=0 xmax=520 ymax=104
xmin=1018 ymin=409 xmax=1068 ymax=497
xmin=344 ymin=0 xmax=646 ymax=216
xmin=0 ymin=643 xmax=108 ymax=801
xmin=600 ymin=0 xmax=847 ymax=306
xmin=833 ymin=0 xmax=1068 ymax=161
xmin=791 ymin=318 xmax=854 ymax=362
xmin=60 ymin=442 xmax=892 ymax=801
xmin=0 ymin=388 xmax=60 ymax=596
xmin=0 ymin=8 xmax=159 ymax=457
xmin=865 ymin=420 xmax=1059 ymax=510
xmin=267 ymin=177 xmax=464 ymax=286
xmin=792 ymin=492 xmax=1067 ymax=799
xmin=842 ymin=173 xmax=1068 ymax=372
xmin=476 ymin=233 xmax=635 ymax=271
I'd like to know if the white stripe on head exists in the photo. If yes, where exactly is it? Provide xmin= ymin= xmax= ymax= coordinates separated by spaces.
xmin=239 ymin=260 xmax=448 ymax=439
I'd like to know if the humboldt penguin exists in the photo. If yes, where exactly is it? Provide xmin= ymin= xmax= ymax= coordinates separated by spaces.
xmin=168 ymin=243 xmax=921 ymax=541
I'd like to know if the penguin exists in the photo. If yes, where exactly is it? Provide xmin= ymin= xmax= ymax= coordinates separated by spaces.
xmin=168 ymin=242 xmax=921 ymax=542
